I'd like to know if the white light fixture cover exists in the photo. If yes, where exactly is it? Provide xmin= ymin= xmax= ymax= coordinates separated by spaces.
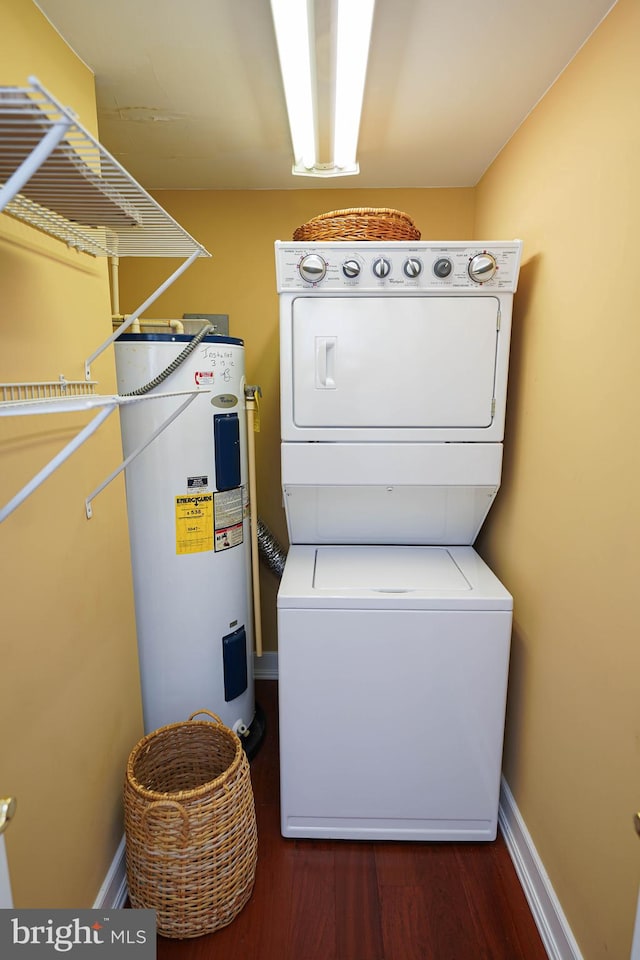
xmin=271 ymin=0 xmax=375 ymax=178
xmin=333 ymin=0 xmax=375 ymax=174
xmin=270 ymin=0 xmax=317 ymax=172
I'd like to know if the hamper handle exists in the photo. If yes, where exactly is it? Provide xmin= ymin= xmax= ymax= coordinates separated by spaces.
xmin=187 ymin=709 xmax=223 ymax=724
xmin=141 ymin=801 xmax=189 ymax=842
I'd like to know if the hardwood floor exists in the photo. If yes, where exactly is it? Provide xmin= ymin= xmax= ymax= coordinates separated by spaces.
xmin=156 ymin=680 xmax=547 ymax=960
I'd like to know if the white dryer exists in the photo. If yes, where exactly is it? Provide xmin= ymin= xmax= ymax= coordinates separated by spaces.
xmin=276 ymin=240 xmax=522 ymax=842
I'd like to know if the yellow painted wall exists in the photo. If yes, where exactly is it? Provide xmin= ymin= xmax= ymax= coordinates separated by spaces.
xmin=1 ymin=1 xmax=142 ymax=905
xmin=5 ymin=2 xmax=636 ymax=951
xmin=474 ymin=1 xmax=640 ymax=957
xmin=117 ymin=188 xmax=475 ymax=650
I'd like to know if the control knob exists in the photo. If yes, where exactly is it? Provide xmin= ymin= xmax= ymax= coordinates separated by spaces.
xmin=403 ymin=258 xmax=423 ymax=278
xmin=372 ymin=257 xmax=391 ymax=279
xmin=299 ymin=253 xmax=327 ymax=284
xmin=342 ymin=259 xmax=361 ymax=279
xmin=433 ymin=257 xmax=453 ymax=278
xmin=468 ymin=252 xmax=497 ymax=284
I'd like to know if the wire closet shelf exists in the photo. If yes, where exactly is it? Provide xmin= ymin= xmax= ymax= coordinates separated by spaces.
xmin=0 ymin=77 xmax=211 ymax=522
xmin=0 ymin=76 xmax=210 ymax=259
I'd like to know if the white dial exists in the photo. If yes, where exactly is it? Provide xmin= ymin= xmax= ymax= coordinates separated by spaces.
xmin=468 ymin=253 xmax=497 ymax=283
xmin=403 ymin=258 xmax=423 ymax=278
xmin=342 ymin=259 xmax=361 ymax=279
xmin=299 ymin=254 xmax=327 ymax=283
xmin=372 ymin=257 xmax=391 ymax=279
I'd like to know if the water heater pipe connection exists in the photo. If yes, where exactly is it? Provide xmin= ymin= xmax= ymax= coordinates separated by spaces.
xmin=245 ymin=385 xmax=263 ymax=658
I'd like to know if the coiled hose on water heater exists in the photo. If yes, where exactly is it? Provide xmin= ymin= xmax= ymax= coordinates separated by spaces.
xmin=121 ymin=322 xmax=214 ymax=397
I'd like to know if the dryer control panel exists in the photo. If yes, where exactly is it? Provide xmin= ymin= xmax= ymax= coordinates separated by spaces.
xmin=275 ymin=240 xmax=522 ymax=293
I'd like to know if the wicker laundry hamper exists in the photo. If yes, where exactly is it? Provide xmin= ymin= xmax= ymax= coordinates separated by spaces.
xmin=293 ymin=207 xmax=421 ymax=242
xmin=124 ymin=710 xmax=257 ymax=939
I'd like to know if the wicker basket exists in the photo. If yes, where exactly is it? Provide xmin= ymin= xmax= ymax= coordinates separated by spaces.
xmin=293 ymin=207 xmax=421 ymax=242
xmin=124 ymin=710 xmax=257 ymax=939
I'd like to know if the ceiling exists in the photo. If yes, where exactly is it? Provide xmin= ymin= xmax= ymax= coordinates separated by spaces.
xmin=34 ymin=0 xmax=616 ymax=192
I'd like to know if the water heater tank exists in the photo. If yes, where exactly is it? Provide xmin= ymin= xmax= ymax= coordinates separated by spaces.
xmin=114 ymin=333 xmax=255 ymax=735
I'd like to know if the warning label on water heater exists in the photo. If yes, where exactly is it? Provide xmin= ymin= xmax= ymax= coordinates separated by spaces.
xmin=175 ymin=494 xmax=214 ymax=554
xmin=214 ymin=488 xmax=244 ymax=552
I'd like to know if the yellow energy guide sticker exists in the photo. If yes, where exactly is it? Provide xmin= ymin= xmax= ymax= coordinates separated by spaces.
xmin=175 ymin=494 xmax=214 ymax=554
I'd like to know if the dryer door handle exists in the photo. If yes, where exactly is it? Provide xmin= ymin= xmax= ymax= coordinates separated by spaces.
xmin=315 ymin=337 xmax=337 ymax=389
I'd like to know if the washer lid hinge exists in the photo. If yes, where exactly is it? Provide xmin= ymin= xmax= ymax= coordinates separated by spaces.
xmin=491 ymin=398 xmax=496 ymax=418
xmin=497 ymin=306 xmax=502 ymax=330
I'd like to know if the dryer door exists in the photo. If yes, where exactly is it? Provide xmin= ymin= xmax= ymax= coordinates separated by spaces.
xmin=291 ymin=296 xmax=499 ymax=430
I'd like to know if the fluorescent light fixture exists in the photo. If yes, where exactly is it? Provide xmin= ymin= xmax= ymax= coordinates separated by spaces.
xmin=270 ymin=0 xmax=375 ymax=178
xmin=270 ymin=0 xmax=316 ymax=172
xmin=333 ymin=0 xmax=375 ymax=172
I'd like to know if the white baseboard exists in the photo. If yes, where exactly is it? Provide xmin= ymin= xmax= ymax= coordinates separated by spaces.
xmin=254 ymin=650 xmax=278 ymax=680
xmin=93 ymin=835 xmax=128 ymax=910
xmin=499 ymin=777 xmax=583 ymax=960
xmin=98 ymin=722 xmax=577 ymax=950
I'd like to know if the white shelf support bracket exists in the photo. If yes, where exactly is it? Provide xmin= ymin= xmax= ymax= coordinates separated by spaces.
xmin=85 ymin=393 xmax=199 ymax=518
xmin=85 ymin=251 xmax=201 ymax=380
xmin=0 ymin=117 xmax=72 ymax=213
xmin=0 ymin=405 xmax=117 ymax=524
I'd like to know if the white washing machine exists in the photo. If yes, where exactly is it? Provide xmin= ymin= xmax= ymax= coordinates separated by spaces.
xmin=276 ymin=240 xmax=522 ymax=842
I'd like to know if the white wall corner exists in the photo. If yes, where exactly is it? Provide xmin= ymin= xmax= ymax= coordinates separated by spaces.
xmin=499 ymin=776 xmax=584 ymax=960
xmin=93 ymin=835 xmax=128 ymax=910
xmin=254 ymin=650 xmax=278 ymax=680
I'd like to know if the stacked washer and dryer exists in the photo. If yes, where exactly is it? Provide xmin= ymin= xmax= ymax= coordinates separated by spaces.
xmin=275 ymin=239 xmax=522 ymax=842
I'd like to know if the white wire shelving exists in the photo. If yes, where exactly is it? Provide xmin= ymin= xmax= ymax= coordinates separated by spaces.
xmin=1 ymin=377 xmax=97 ymax=404
xmin=0 ymin=77 xmax=212 ymax=522
xmin=0 ymin=77 xmax=210 ymax=259
xmin=0 ymin=391 xmax=204 ymax=524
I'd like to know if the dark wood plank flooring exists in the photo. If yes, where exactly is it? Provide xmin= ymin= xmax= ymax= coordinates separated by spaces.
xmin=156 ymin=679 xmax=547 ymax=960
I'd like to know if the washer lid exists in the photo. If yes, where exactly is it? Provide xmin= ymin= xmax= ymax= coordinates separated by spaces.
xmin=278 ymin=545 xmax=513 ymax=611
xmin=313 ymin=546 xmax=470 ymax=592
